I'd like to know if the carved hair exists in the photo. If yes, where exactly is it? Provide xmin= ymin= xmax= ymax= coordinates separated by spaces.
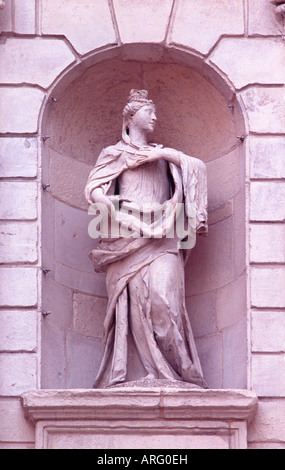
xmin=122 ymin=89 xmax=155 ymax=144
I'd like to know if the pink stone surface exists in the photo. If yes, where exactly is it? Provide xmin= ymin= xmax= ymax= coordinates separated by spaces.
xmin=0 ymin=137 xmax=38 ymax=178
xmin=249 ymin=136 xmax=285 ymax=179
xmin=0 ymin=87 xmax=44 ymax=133
xmin=0 ymin=0 xmax=284 ymax=451
xmin=240 ymin=87 xmax=285 ymax=133
xmin=0 ymin=310 xmax=37 ymax=352
xmin=210 ymin=38 xmax=285 ymax=89
xmin=41 ymin=0 xmax=116 ymax=55
xmin=171 ymin=0 xmax=244 ymax=55
xmin=0 ymin=38 xmax=76 ymax=88
xmin=249 ymin=224 xmax=285 ymax=263
xmin=113 ymin=0 xmax=173 ymax=43
xmin=0 ymin=222 xmax=38 ymax=263
xmin=21 ymin=388 xmax=257 ymax=449
xmin=0 ymin=182 xmax=37 ymax=220
xmin=0 ymin=353 xmax=37 ymax=395
xmin=248 ymin=0 xmax=281 ymax=35
xmin=0 ymin=268 xmax=37 ymax=307
xmin=251 ymin=267 xmax=285 ymax=308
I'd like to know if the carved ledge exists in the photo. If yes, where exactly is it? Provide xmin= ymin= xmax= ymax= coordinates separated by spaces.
xmin=270 ymin=0 xmax=285 ymax=20
xmin=21 ymin=388 xmax=258 ymax=449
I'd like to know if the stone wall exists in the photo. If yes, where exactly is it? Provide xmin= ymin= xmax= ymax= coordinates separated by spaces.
xmin=0 ymin=0 xmax=284 ymax=449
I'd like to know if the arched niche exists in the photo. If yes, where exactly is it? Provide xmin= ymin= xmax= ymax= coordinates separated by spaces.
xmin=40 ymin=46 xmax=246 ymax=389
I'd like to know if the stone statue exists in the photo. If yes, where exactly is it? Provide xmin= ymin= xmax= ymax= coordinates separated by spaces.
xmin=85 ymin=89 xmax=208 ymax=389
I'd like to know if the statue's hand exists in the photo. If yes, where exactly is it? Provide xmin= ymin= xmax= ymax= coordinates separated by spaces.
xmin=90 ymin=188 xmax=115 ymax=215
xmin=135 ymin=147 xmax=165 ymax=163
xmin=134 ymin=147 xmax=180 ymax=166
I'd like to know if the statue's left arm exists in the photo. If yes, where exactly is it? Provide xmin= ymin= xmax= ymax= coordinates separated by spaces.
xmin=125 ymin=146 xmax=208 ymax=233
xmin=149 ymin=147 xmax=208 ymax=233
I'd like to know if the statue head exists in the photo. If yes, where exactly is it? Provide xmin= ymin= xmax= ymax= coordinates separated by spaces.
xmin=122 ymin=89 xmax=156 ymax=144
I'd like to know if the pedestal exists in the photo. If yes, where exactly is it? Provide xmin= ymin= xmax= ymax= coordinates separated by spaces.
xmin=21 ymin=387 xmax=258 ymax=449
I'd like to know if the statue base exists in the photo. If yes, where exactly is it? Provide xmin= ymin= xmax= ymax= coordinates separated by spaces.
xmin=106 ymin=378 xmax=202 ymax=389
xmin=21 ymin=387 xmax=257 ymax=449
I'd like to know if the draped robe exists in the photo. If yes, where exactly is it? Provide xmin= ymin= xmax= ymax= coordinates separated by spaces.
xmin=85 ymin=139 xmax=208 ymax=388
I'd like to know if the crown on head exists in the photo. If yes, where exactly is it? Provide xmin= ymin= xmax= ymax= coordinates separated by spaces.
xmin=128 ymin=89 xmax=152 ymax=104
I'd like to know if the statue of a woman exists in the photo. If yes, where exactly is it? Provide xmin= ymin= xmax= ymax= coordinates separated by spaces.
xmin=85 ymin=89 xmax=208 ymax=389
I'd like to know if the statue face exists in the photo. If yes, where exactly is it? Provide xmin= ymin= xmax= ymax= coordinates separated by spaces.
xmin=129 ymin=105 xmax=157 ymax=134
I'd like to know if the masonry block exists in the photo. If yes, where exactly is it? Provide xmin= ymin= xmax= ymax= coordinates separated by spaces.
xmin=66 ymin=332 xmax=103 ymax=389
xmin=0 ymin=87 xmax=44 ymax=133
xmin=14 ymin=0 xmax=36 ymax=34
xmin=0 ymin=310 xmax=37 ymax=352
xmin=41 ymin=0 xmax=116 ymax=55
xmin=206 ymin=148 xmax=241 ymax=211
xmin=0 ymin=398 xmax=35 ymax=444
xmin=210 ymin=38 xmax=285 ymax=89
xmin=49 ymin=149 xmax=91 ymax=211
xmin=248 ymin=399 xmax=285 ymax=444
xmin=54 ymin=199 xmax=95 ymax=272
xmin=113 ymin=0 xmax=173 ymax=44
xmin=171 ymin=0 xmax=244 ymax=55
xmin=248 ymin=0 xmax=281 ymax=36
xmin=195 ymin=333 xmax=223 ymax=389
xmin=251 ymin=267 xmax=285 ymax=308
xmin=186 ymin=291 xmax=216 ymax=337
xmin=0 ymin=38 xmax=75 ymax=89
xmin=0 ymin=221 xmax=37 ymax=263
xmin=0 ymin=182 xmax=37 ymax=220
xmin=223 ymin=319 xmax=247 ymax=389
xmin=73 ymin=293 xmax=107 ymax=338
xmin=0 ymin=353 xmax=37 ymax=396
xmin=0 ymin=137 xmax=37 ymax=178
xmin=0 ymin=0 xmax=12 ymax=33
xmin=0 ymin=268 xmax=38 ymax=307
xmin=249 ymin=136 xmax=285 ymax=179
xmin=216 ymin=275 xmax=246 ymax=330
xmin=252 ymin=353 xmax=285 ymax=396
xmin=251 ymin=311 xmax=285 ymax=352
xmin=249 ymin=224 xmax=285 ymax=263
xmin=250 ymin=181 xmax=285 ymax=221
xmin=240 ymin=87 xmax=285 ymax=134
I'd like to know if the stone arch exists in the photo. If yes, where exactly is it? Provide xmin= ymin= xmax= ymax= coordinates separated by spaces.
xmin=40 ymin=43 xmax=247 ymax=389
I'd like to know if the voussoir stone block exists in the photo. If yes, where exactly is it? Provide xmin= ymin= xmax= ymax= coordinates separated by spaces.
xmin=210 ymin=38 xmax=285 ymax=89
xmin=0 ymin=87 xmax=44 ymax=133
xmin=14 ymin=0 xmax=36 ymax=34
xmin=0 ymin=38 xmax=76 ymax=88
xmin=113 ymin=0 xmax=173 ymax=43
xmin=41 ymin=0 xmax=116 ymax=55
xmin=248 ymin=0 xmax=281 ymax=36
xmin=240 ymin=87 xmax=285 ymax=134
xmin=171 ymin=0 xmax=244 ymax=55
